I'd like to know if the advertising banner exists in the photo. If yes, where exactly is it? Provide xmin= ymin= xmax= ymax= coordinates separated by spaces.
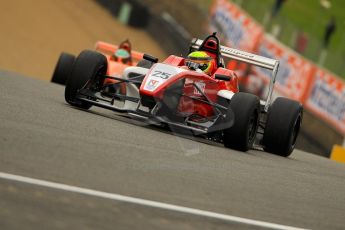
xmin=305 ymin=69 xmax=345 ymax=135
xmin=208 ymin=0 xmax=263 ymax=52
xmin=252 ymin=35 xmax=315 ymax=102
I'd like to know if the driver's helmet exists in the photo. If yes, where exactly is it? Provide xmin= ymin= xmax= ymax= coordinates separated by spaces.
xmin=185 ymin=51 xmax=215 ymax=75
xmin=112 ymin=48 xmax=131 ymax=64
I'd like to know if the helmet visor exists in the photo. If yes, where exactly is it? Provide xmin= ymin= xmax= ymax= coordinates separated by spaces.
xmin=185 ymin=59 xmax=209 ymax=71
xmin=115 ymin=49 xmax=130 ymax=58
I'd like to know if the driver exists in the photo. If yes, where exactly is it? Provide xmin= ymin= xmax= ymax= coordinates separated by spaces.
xmin=112 ymin=48 xmax=131 ymax=64
xmin=185 ymin=51 xmax=216 ymax=75
xmin=111 ymin=39 xmax=132 ymax=64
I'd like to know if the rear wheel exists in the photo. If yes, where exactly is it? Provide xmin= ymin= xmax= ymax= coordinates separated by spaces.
xmin=65 ymin=50 xmax=107 ymax=109
xmin=223 ymin=92 xmax=260 ymax=151
xmin=51 ymin=52 xmax=75 ymax=85
xmin=263 ymin=97 xmax=303 ymax=157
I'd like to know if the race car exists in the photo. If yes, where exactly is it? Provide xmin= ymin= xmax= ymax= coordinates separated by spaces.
xmin=51 ymin=39 xmax=147 ymax=85
xmin=64 ymin=33 xmax=303 ymax=157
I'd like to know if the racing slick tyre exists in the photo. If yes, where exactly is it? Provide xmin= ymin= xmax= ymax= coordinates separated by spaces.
xmin=65 ymin=50 xmax=107 ymax=109
xmin=51 ymin=52 xmax=75 ymax=85
xmin=262 ymin=97 xmax=303 ymax=157
xmin=223 ymin=92 xmax=260 ymax=152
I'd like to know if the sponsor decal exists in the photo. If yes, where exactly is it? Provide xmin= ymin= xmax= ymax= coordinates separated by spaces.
xmin=305 ymin=70 xmax=345 ymax=134
xmin=151 ymin=70 xmax=172 ymax=79
xmin=309 ymin=79 xmax=345 ymax=121
xmin=146 ymin=79 xmax=159 ymax=90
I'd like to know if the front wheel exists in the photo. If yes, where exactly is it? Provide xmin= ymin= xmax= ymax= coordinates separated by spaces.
xmin=223 ymin=92 xmax=260 ymax=151
xmin=262 ymin=97 xmax=303 ymax=157
xmin=65 ymin=50 xmax=107 ymax=109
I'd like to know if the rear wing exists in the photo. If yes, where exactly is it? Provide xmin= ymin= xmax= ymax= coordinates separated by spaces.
xmin=190 ymin=38 xmax=279 ymax=111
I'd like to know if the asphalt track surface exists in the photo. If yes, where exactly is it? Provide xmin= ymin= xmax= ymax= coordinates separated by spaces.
xmin=1 ymin=70 xmax=345 ymax=230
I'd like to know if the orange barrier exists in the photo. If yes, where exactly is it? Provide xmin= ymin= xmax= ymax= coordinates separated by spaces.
xmin=330 ymin=145 xmax=345 ymax=163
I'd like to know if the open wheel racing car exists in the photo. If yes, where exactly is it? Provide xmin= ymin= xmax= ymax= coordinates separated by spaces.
xmin=51 ymin=39 xmax=148 ymax=85
xmin=64 ymin=33 xmax=303 ymax=157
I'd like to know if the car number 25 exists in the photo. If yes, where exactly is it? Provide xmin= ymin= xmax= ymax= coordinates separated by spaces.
xmin=152 ymin=70 xmax=171 ymax=79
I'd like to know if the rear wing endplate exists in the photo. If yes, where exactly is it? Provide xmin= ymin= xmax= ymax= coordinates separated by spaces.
xmin=190 ymin=38 xmax=279 ymax=111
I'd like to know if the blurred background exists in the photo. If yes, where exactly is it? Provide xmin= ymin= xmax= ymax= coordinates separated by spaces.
xmin=238 ymin=0 xmax=345 ymax=77
xmin=0 ymin=0 xmax=167 ymax=81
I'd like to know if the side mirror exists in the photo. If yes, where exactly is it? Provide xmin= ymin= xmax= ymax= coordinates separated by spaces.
xmin=143 ymin=53 xmax=158 ymax=63
xmin=215 ymin=74 xmax=231 ymax=81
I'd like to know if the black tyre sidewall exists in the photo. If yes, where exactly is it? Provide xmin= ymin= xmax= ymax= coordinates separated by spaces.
xmin=51 ymin=52 xmax=75 ymax=85
xmin=263 ymin=97 xmax=303 ymax=157
xmin=65 ymin=50 xmax=107 ymax=109
xmin=223 ymin=92 xmax=260 ymax=151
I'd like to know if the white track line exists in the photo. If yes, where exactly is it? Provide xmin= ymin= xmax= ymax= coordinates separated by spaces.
xmin=0 ymin=172 xmax=307 ymax=230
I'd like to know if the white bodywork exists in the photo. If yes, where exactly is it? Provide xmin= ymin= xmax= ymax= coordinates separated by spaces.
xmin=217 ymin=90 xmax=234 ymax=100
xmin=143 ymin=63 xmax=187 ymax=92
xmin=122 ymin=66 xmax=148 ymax=110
